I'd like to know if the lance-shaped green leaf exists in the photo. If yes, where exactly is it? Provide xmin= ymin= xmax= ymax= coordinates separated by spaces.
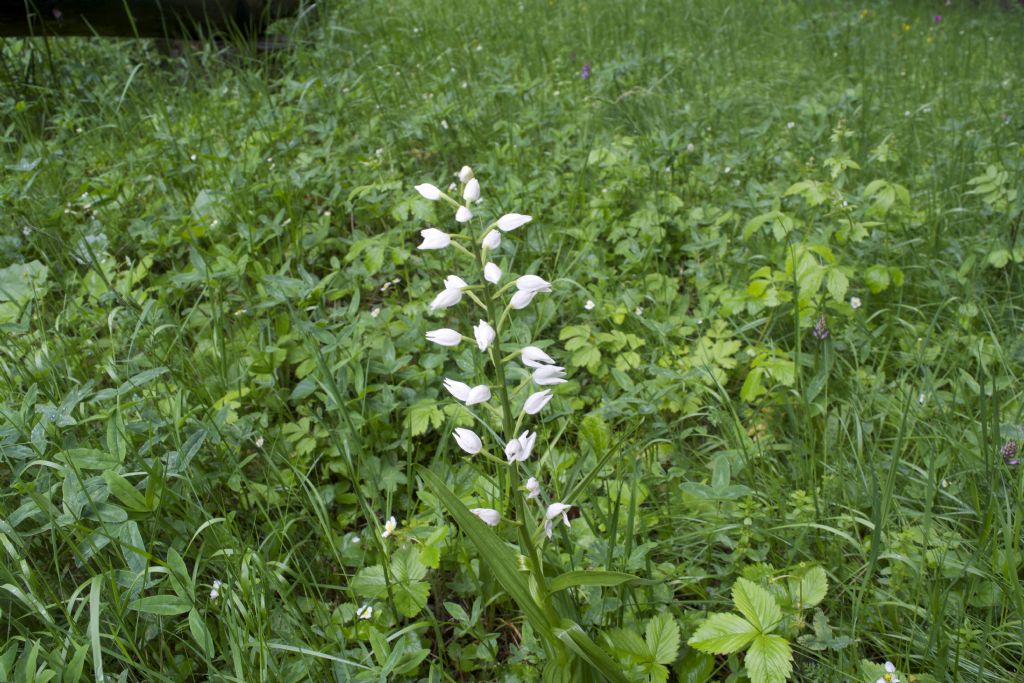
xmin=549 ymin=570 xmax=642 ymax=593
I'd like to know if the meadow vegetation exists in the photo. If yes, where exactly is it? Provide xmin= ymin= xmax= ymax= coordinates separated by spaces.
xmin=1 ymin=0 xmax=1023 ymax=681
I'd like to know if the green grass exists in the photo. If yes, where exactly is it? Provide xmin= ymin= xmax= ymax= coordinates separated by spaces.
xmin=1 ymin=0 xmax=1024 ymax=681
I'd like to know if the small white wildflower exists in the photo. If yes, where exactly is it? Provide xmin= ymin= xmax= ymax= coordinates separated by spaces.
xmin=455 ymin=205 xmax=473 ymax=223
xmin=850 ymin=296 xmax=862 ymax=309
xmin=415 ymin=184 xmax=443 ymax=201
xmin=504 ymin=430 xmax=537 ymax=463
xmin=453 ymin=427 xmax=483 ymax=455
xmin=723 ymin=166 xmax=731 ymax=174
xmin=904 ymin=110 xmax=910 ymax=118
xmin=521 ymin=346 xmax=555 ymax=368
xmin=190 ymin=154 xmax=197 ymax=161
xmin=482 ymin=230 xmax=501 ymax=250
xmin=382 ymin=515 xmax=398 ymax=538
xmin=584 ymin=299 xmax=595 ymax=310
xmin=787 ymin=121 xmax=795 ymax=129
xmin=523 ymin=390 xmax=553 ymax=415
xmin=497 ymin=213 xmax=532 ymax=232
xmin=635 ymin=306 xmax=644 ymax=316
xmin=686 ymin=143 xmax=695 ymax=152
xmin=255 ymin=436 xmax=265 ymax=448
xmin=426 ymin=328 xmax=462 ymax=347
xmin=473 ymin=320 xmax=496 ymax=351
xmin=918 ymin=391 xmax=926 ymax=405
xmin=448 ymin=182 xmax=458 ymax=192
xmin=484 ymin=262 xmax=502 ymax=284
xmin=356 ymin=604 xmax=373 ymax=620
xmin=352 ymin=535 xmax=360 ymax=544
xmin=525 ymin=477 xmax=541 ymax=499
xmin=370 ymin=307 xmax=381 ymax=318
xmin=533 ymin=365 xmax=567 ymax=386
xmin=470 ymin=508 xmax=500 ymax=526
xmin=210 ymin=579 xmax=222 ymax=600
xmin=875 ymin=661 xmax=899 ymax=683
xmin=544 ymin=502 xmax=572 ymax=538
xmin=516 ymin=275 xmax=552 ymax=294
xmin=440 ymin=119 xmax=449 ymax=130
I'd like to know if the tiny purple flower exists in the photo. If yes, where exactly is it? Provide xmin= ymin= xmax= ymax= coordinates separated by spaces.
xmin=812 ymin=314 xmax=830 ymax=341
xmin=933 ymin=14 xmax=942 ymax=23
xmin=581 ymin=63 xmax=590 ymax=80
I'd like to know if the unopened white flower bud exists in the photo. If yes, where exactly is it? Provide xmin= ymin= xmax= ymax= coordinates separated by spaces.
xmin=458 ymin=166 xmax=474 ymax=183
xmin=516 ymin=274 xmax=552 ymax=294
xmin=473 ymin=320 xmax=495 ymax=351
xmin=526 ymin=477 xmax=541 ymax=499
xmin=417 ymin=227 xmax=450 ymax=250
xmin=482 ymin=230 xmax=501 ymax=250
xmin=533 ymin=365 xmax=567 ymax=385
xmin=470 ymin=508 xmax=500 ymax=526
xmin=429 ymin=288 xmax=462 ymax=311
xmin=463 ymin=178 xmax=480 ymax=203
xmin=415 ymin=183 xmax=442 ymax=200
xmin=426 ymin=328 xmax=462 ymax=347
xmin=453 ymin=428 xmax=483 ymax=454
xmin=497 ymin=213 xmax=532 ymax=232
xmin=455 ymin=206 xmax=473 ymax=223
xmin=523 ymin=389 xmax=553 ymax=414
xmin=521 ymin=346 xmax=555 ymax=367
xmin=510 ymin=289 xmax=537 ymax=309
xmin=484 ymin=262 xmax=502 ymax=284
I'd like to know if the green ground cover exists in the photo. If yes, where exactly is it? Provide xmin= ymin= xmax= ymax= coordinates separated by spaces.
xmin=2 ymin=0 xmax=1023 ymax=680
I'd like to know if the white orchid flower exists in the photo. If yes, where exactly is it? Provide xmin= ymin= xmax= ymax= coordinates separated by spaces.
xmin=516 ymin=274 xmax=552 ymax=294
xmin=426 ymin=328 xmax=462 ymax=347
xmin=458 ymin=166 xmax=474 ymax=183
xmin=482 ymin=230 xmax=501 ymax=250
xmin=455 ymin=206 xmax=473 ymax=223
xmin=382 ymin=515 xmax=398 ymax=538
xmin=497 ymin=213 xmax=532 ymax=232
xmin=429 ymin=287 xmax=462 ymax=311
xmin=525 ymin=477 xmax=541 ymax=499
xmin=470 ymin=507 xmax=500 ymax=526
xmin=484 ymin=262 xmax=502 ymax=284
xmin=453 ymin=428 xmax=483 ymax=454
xmin=442 ymin=378 xmax=472 ymax=402
xmin=356 ymin=604 xmax=373 ymax=620
xmin=473 ymin=320 xmax=495 ymax=351
xmin=510 ymin=289 xmax=537 ymax=310
xmin=465 ymin=385 xmax=492 ymax=405
xmin=504 ymin=430 xmax=537 ymax=462
xmin=417 ymin=227 xmax=450 ymax=250
xmin=523 ymin=389 xmax=553 ymax=414
xmin=463 ymin=178 xmax=480 ymax=203
xmin=545 ymin=502 xmax=572 ymax=538
xmin=521 ymin=346 xmax=555 ymax=368
xmin=444 ymin=274 xmax=468 ymax=290
xmin=533 ymin=365 xmax=566 ymax=385
xmin=415 ymin=183 xmax=442 ymax=200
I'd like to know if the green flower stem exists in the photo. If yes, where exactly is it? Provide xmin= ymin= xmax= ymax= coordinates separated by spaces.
xmin=464 ymin=290 xmax=488 ymax=312
xmin=451 ymin=241 xmax=476 ymax=259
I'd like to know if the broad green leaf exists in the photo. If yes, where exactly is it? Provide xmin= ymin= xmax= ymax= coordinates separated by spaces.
xmin=676 ymin=648 xmax=715 ymax=683
xmin=0 ymin=261 xmax=48 ymax=323
xmin=351 ymin=565 xmax=388 ymax=599
xmin=554 ymin=619 xmax=631 ymax=683
xmin=864 ymin=265 xmax=890 ymax=293
xmin=744 ymin=634 xmax=793 ymax=683
xmin=57 ymin=448 xmax=121 ymax=470
xmin=605 ymin=628 xmax=649 ymax=659
xmin=549 ymin=570 xmax=641 ymax=593
xmin=164 ymin=547 xmax=192 ymax=599
xmin=127 ymin=594 xmax=192 ymax=616
xmin=794 ymin=566 xmax=827 ymax=609
xmin=188 ymin=609 xmax=215 ymax=658
xmin=687 ymin=613 xmax=757 ymax=654
xmin=103 ymin=470 xmax=149 ymax=512
xmin=646 ymin=612 xmax=680 ymax=665
xmin=733 ymin=578 xmax=781 ymax=633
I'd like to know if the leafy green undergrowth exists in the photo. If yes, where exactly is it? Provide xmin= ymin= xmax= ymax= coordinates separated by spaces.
xmin=1 ymin=0 xmax=1024 ymax=681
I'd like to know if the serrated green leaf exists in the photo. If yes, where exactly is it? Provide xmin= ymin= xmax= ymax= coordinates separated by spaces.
xmin=864 ymin=265 xmax=890 ymax=293
xmin=605 ymin=628 xmax=650 ymax=659
xmin=687 ymin=613 xmax=757 ymax=654
xmin=795 ymin=567 xmax=827 ymax=609
xmin=733 ymin=578 xmax=781 ymax=633
xmin=646 ymin=612 xmax=680 ymax=665
xmin=745 ymin=634 xmax=793 ymax=683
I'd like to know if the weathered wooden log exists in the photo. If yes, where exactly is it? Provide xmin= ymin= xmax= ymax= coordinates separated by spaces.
xmin=0 ymin=1 xmax=300 ymax=38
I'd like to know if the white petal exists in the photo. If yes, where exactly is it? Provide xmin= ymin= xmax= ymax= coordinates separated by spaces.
xmin=429 ymin=288 xmax=462 ymax=311
xmin=533 ymin=365 xmax=567 ymax=385
xmin=484 ymin=262 xmax=502 ymax=284
xmin=443 ymin=378 xmax=471 ymax=401
xmin=545 ymin=519 xmax=553 ymax=539
xmin=504 ymin=439 xmax=522 ymax=461
xmin=426 ymin=328 xmax=462 ymax=347
xmin=516 ymin=430 xmax=536 ymax=461
xmin=482 ymin=230 xmax=501 ymax=250
xmin=458 ymin=166 xmax=474 ymax=183
xmin=415 ymin=183 xmax=442 ymax=200
xmin=465 ymin=385 xmax=492 ymax=405
xmin=470 ymin=508 xmax=500 ymax=526
xmin=444 ymin=274 xmax=468 ymax=290
xmin=521 ymin=346 xmax=555 ymax=368
xmin=463 ymin=178 xmax=480 ymax=203
xmin=497 ymin=213 xmax=533 ymax=232
xmin=526 ymin=477 xmax=541 ymax=499
xmin=473 ymin=320 xmax=495 ymax=351
xmin=523 ymin=389 xmax=552 ymax=414
xmin=516 ymin=274 xmax=552 ymax=293
xmin=455 ymin=206 xmax=473 ymax=223
xmin=417 ymin=227 xmax=450 ymax=250
xmin=885 ymin=663 xmax=896 ymax=673
xmin=453 ymin=428 xmax=482 ymax=454
xmin=510 ymin=289 xmax=536 ymax=310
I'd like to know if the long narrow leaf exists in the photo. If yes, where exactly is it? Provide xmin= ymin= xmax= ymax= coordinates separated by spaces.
xmin=554 ymin=619 xmax=631 ymax=683
xmin=549 ymin=570 xmax=644 ymax=593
